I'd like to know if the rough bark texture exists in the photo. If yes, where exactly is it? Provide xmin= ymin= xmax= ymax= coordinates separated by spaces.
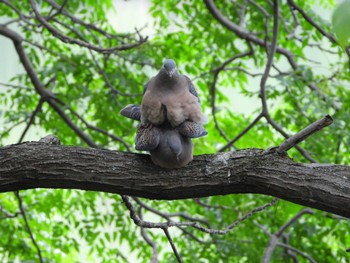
xmin=0 ymin=142 xmax=349 ymax=218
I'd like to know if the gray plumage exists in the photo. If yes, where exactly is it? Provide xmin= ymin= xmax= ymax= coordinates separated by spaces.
xmin=138 ymin=123 xmax=193 ymax=169
xmin=120 ymin=104 xmax=198 ymax=168
xmin=119 ymin=104 xmax=141 ymax=121
xmin=150 ymin=126 xmax=193 ymax=169
xmin=141 ymin=59 xmax=206 ymax=127
xmin=119 ymin=59 xmax=208 ymax=169
xmin=120 ymin=104 xmax=207 ymax=138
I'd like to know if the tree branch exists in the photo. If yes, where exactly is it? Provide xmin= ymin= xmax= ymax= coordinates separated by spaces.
xmin=29 ymin=0 xmax=147 ymax=53
xmin=15 ymin=191 xmax=44 ymax=263
xmin=261 ymin=208 xmax=315 ymax=263
xmin=0 ymin=24 xmax=99 ymax=148
xmin=138 ymin=208 xmax=159 ymax=263
xmin=0 ymin=141 xmax=349 ymax=218
xmin=163 ymin=228 xmax=182 ymax=263
xmin=287 ymin=0 xmax=337 ymax=44
xmin=277 ymin=243 xmax=317 ymax=263
xmin=276 ymin=115 xmax=333 ymax=154
xmin=203 ymin=0 xmax=337 ymax=108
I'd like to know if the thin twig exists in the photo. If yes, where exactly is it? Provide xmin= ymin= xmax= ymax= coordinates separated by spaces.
xmin=18 ymin=99 xmax=44 ymax=143
xmin=193 ymin=198 xmax=234 ymax=210
xmin=0 ymin=24 xmax=99 ymax=148
xmin=261 ymin=208 xmax=314 ymax=263
xmin=138 ymin=208 xmax=159 ymax=263
xmin=134 ymin=198 xmax=211 ymax=227
xmin=276 ymin=115 xmax=333 ymax=154
xmin=219 ymin=113 xmax=263 ymax=152
xmin=0 ymin=82 xmax=32 ymax=91
xmin=260 ymin=0 xmax=278 ymax=115
xmin=287 ymin=0 xmax=337 ymax=44
xmin=60 ymin=103 xmax=131 ymax=150
xmin=203 ymin=0 xmax=335 ymax=108
xmin=209 ymin=49 xmax=254 ymax=141
xmin=163 ymin=228 xmax=183 ymax=263
xmin=122 ymin=195 xmax=277 ymax=235
xmin=15 ymin=192 xmax=44 ymax=263
xmin=277 ymin=243 xmax=317 ymax=263
xmin=0 ymin=205 xmax=20 ymax=219
xmin=29 ymin=0 xmax=147 ymax=53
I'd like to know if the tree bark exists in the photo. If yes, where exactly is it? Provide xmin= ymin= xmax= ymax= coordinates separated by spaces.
xmin=0 ymin=142 xmax=349 ymax=218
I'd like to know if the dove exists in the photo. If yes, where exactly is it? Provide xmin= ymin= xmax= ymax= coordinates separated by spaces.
xmin=120 ymin=104 xmax=207 ymax=168
xmin=140 ymin=59 xmax=207 ymax=128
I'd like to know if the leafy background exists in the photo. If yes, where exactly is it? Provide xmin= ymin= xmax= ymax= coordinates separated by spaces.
xmin=0 ymin=0 xmax=349 ymax=262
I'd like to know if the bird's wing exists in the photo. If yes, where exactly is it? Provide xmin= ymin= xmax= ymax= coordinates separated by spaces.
xmin=120 ymin=104 xmax=141 ymax=121
xmin=178 ymin=121 xmax=208 ymax=138
xmin=184 ymin=75 xmax=200 ymax=103
xmin=143 ymin=77 xmax=154 ymax=94
xmin=135 ymin=124 xmax=160 ymax=151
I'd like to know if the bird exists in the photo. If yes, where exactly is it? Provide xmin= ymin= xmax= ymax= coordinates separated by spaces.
xmin=120 ymin=104 xmax=207 ymax=140
xmin=140 ymin=59 xmax=207 ymax=128
xmin=150 ymin=125 xmax=193 ymax=169
xmin=120 ymin=104 xmax=207 ymax=168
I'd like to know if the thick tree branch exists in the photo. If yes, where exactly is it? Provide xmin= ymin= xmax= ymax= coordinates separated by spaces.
xmin=0 ymin=142 xmax=349 ymax=218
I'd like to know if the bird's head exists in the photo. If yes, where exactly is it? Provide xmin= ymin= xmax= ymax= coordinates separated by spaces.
xmin=162 ymin=59 xmax=177 ymax=78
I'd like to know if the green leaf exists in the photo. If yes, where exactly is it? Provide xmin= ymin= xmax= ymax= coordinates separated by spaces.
xmin=332 ymin=0 xmax=350 ymax=47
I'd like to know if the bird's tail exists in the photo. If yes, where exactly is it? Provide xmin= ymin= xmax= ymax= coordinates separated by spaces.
xmin=168 ymin=134 xmax=182 ymax=160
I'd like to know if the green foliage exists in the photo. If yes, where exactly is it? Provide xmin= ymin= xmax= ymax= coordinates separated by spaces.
xmin=332 ymin=0 xmax=350 ymax=48
xmin=1 ymin=0 xmax=350 ymax=262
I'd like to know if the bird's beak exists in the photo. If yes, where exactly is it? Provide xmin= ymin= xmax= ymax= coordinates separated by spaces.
xmin=168 ymin=68 xmax=176 ymax=78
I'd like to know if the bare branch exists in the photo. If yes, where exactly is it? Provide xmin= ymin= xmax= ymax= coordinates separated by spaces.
xmin=260 ymin=0 xmax=278 ymax=115
xmin=287 ymin=0 xmax=337 ymax=44
xmin=277 ymin=243 xmax=316 ymax=263
xmin=0 ymin=82 xmax=32 ymax=91
xmin=0 ymin=206 xmax=20 ymax=219
xmin=29 ymin=0 xmax=147 ymax=53
xmin=219 ymin=113 xmax=263 ymax=152
xmin=89 ymin=50 xmax=141 ymax=97
xmin=163 ymin=228 xmax=182 ymax=263
xmin=276 ymin=209 xmax=314 ymax=237
xmin=0 ymin=120 xmax=26 ymax=142
xmin=276 ymin=115 xmax=333 ymax=154
xmin=15 ymin=191 xmax=44 ymax=263
xmin=262 ymin=208 xmax=315 ymax=263
xmin=193 ymin=198 xmax=234 ymax=210
xmin=0 ymin=24 xmax=99 ymax=148
xmin=209 ymin=49 xmax=254 ymax=141
xmin=18 ymin=99 xmax=44 ymax=144
xmin=138 ymin=208 xmax=159 ymax=263
xmin=134 ymin=198 xmax=211 ymax=227
xmin=44 ymin=0 xmax=131 ymax=40
xmin=203 ymin=0 xmax=336 ymax=108
xmin=266 ymin=115 xmax=318 ymax=163
xmin=281 ymin=234 xmax=299 ymax=263
xmin=59 ymin=102 xmax=132 ymax=150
